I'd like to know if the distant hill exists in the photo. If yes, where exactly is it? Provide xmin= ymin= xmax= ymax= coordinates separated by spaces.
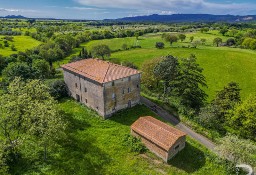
xmin=1 ymin=15 xmax=27 ymax=19
xmin=111 ymin=14 xmax=256 ymax=23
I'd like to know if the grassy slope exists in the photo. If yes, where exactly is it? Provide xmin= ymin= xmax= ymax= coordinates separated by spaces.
xmin=80 ymin=33 xmax=256 ymax=100
xmin=0 ymin=35 xmax=42 ymax=56
xmin=30 ymin=99 xmax=229 ymax=175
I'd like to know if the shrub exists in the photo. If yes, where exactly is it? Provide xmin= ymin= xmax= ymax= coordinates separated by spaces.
xmin=48 ymin=79 xmax=68 ymax=100
xmin=123 ymin=134 xmax=146 ymax=154
xmin=155 ymin=42 xmax=165 ymax=49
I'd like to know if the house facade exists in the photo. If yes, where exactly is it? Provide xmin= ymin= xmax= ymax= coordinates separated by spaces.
xmin=131 ymin=116 xmax=186 ymax=162
xmin=62 ymin=59 xmax=141 ymax=118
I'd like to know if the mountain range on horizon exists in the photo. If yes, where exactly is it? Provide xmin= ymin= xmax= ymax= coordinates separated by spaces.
xmin=1 ymin=14 xmax=256 ymax=23
xmin=112 ymin=14 xmax=256 ymax=23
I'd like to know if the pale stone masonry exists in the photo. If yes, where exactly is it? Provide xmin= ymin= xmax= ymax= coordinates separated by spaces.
xmin=131 ymin=116 xmax=186 ymax=162
xmin=62 ymin=59 xmax=141 ymax=118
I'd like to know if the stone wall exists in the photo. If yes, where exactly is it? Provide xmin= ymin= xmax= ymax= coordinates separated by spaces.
xmin=131 ymin=130 xmax=169 ymax=162
xmin=131 ymin=129 xmax=186 ymax=162
xmin=104 ymin=74 xmax=141 ymax=118
xmin=63 ymin=69 xmax=105 ymax=116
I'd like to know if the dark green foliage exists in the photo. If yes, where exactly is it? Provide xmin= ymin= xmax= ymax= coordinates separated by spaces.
xmin=164 ymin=34 xmax=178 ymax=45
xmin=123 ymin=134 xmax=146 ymax=154
xmin=173 ymin=54 xmax=207 ymax=111
xmin=220 ymin=28 xmax=228 ymax=36
xmin=213 ymin=37 xmax=223 ymax=47
xmin=155 ymin=42 xmax=165 ymax=49
xmin=122 ymin=43 xmax=128 ymax=50
xmin=226 ymin=38 xmax=236 ymax=46
xmin=10 ymin=44 xmax=16 ymax=51
xmin=2 ymin=62 xmax=34 ymax=82
xmin=212 ymin=82 xmax=241 ymax=123
xmin=32 ymin=59 xmax=51 ymax=79
xmin=48 ymin=79 xmax=68 ymax=100
xmin=79 ymin=47 xmax=89 ymax=58
xmin=91 ymin=44 xmax=111 ymax=59
xmin=122 ymin=61 xmax=138 ymax=69
xmin=154 ymin=55 xmax=179 ymax=90
xmin=178 ymin=34 xmax=186 ymax=42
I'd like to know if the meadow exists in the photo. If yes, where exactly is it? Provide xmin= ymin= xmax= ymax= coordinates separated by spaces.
xmin=15 ymin=98 xmax=231 ymax=175
xmin=0 ymin=35 xmax=42 ymax=56
xmin=59 ymin=31 xmax=256 ymax=100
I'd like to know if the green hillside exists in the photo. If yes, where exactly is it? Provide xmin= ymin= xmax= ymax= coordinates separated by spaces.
xmin=0 ymin=35 xmax=42 ymax=56
xmin=80 ymin=33 xmax=256 ymax=100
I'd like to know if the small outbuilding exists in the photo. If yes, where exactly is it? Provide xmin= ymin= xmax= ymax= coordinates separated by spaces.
xmin=131 ymin=116 xmax=186 ymax=162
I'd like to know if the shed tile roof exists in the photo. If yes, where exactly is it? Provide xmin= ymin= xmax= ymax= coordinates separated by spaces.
xmin=61 ymin=59 xmax=140 ymax=84
xmin=131 ymin=116 xmax=186 ymax=151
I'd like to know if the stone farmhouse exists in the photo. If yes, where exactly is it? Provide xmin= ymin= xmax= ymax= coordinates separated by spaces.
xmin=131 ymin=116 xmax=186 ymax=162
xmin=62 ymin=59 xmax=141 ymax=118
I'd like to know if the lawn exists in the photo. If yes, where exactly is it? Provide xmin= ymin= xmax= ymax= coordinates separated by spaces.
xmin=69 ymin=32 xmax=256 ymax=100
xmin=0 ymin=35 xmax=42 ymax=56
xmin=15 ymin=99 xmax=231 ymax=175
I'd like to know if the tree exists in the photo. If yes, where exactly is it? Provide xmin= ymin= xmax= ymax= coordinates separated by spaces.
xmin=220 ymin=28 xmax=228 ymax=36
xmin=154 ymin=55 xmax=179 ymax=95
xmin=11 ymin=44 xmax=16 ymax=51
xmin=164 ymin=34 xmax=178 ymax=46
xmin=2 ymin=62 xmax=34 ymax=82
xmin=190 ymin=36 xmax=194 ymax=42
xmin=32 ymin=59 xmax=51 ymax=79
xmin=155 ymin=42 xmax=165 ymax=49
xmin=226 ymin=38 xmax=236 ymax=46
xmin=215 ymin=134 xmax=256 ymax=166
xmin=79 ymin=47 xmax=89 ymax=58
xmin=201 ymin=38 xmax=206 ymax=45
xmin=200 ymin=27 xmax=209 ymax=33
xmin=122 ymin=44 xmax=128 ymax=50
xmin=212 ymin=82 xmax=241 ymax=123
xmin=173 ymin=54 xmax=207 ymax=111
xmin=178 ymin=34 xmax=186 ymax=42
xmin=213 ymin=37 xmax=223 ymax=47
xmin=226 ymin=95 xmax=256 ymax=140
xmin=191 ymin=40 xmax=201 ymax=48
xmin=0 ymin=78 xmax=65 ymax=163
xmin=141 ymin=57 xmax=163 ymax=89
xmin=48 ymin=79 xmax=68 ymax=99
xmin=91 ymin=44 xmax=111 ymax=60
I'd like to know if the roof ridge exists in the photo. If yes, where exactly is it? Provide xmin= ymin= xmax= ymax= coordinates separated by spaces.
xmin=102 ymin=61 xmax=111 ymax=83
xmin=144 ymin=117 xmax=180 ymax=139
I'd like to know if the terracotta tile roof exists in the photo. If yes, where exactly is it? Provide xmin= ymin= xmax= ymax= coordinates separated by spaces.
xmin=131 ymin=116 xmax=186 ymax=151
xmin=61 ymin=59 xmax=140 ymax=84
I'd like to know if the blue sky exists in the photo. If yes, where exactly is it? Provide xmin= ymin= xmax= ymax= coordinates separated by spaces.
xmin=0 ymin=0 xmax=256 ymax=19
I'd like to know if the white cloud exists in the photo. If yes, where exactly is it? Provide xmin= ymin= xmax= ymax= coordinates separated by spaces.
xmin=0 ymin=8 xmax=38 ymax=13
xmin=74 ymin=0 xmax=256 ymax=15
xmin=64 ymin=6 xmax=105 ymax=11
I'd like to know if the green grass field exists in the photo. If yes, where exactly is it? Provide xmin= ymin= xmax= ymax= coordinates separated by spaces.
xmin=0 ymin=35 xmax=42 ymax=56
xmin=75 ymin=32 xmax=256 ymax=100
xmin=17 ymin=99 xmax=231 ymax=175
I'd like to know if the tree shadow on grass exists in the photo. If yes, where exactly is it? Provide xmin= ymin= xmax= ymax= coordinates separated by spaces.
xmin=168 ymin=142 xmax=206 ymax=173
xmin=110 ymin=104 xmax=157 ymax=126
xmin=48 ymin=111 xmax=111 ymax=175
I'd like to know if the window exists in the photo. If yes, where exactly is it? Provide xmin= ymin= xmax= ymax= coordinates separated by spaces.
xmin=137 ymin=84 xmax=139 ymax=88
xmin=85 ymin=87 xmax=87 ymax=92
xmin=174 ymin=145 xmax=180 ymax=150
xmin=75 ymin=83 xmax=78 ymax=88
xmin=112 ymin=81 xmax=115 ymax=86
xmin=122 ymin=89 xmax=125 ymax=94
xmin=128 ymin=87 xmax=131 ymax=93
xmin=85 ymin=99 xmax=88 ymax=103
xmin=96 ymin=106 xmax=99 ymax=110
